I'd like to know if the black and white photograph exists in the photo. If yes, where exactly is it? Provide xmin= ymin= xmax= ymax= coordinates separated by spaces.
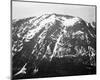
xmin=11 ymin=0 xmax=96 ymax=79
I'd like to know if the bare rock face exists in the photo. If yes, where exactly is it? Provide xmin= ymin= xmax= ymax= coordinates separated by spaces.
xmin=12 ymin=13 xmax=96 ymax=79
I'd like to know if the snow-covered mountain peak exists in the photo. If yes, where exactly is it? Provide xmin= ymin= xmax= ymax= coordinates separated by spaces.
xmin=12 ymin=14 xmax=96 ymax=73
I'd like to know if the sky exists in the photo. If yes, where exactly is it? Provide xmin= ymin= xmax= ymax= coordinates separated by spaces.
xmin=12 ymin=1 xmax=96 ymax=23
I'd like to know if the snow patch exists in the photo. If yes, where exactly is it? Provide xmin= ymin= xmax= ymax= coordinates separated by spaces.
xmin=61 ymin=17 xmax=80 ymax=26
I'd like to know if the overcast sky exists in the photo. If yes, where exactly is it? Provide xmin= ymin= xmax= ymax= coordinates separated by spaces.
xmin=12 ymin=1 xmax=96 ymax=23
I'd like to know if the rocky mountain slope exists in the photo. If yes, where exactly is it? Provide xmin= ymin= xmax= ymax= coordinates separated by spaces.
xmin=12 ymin=13 xmax=96 ymax=79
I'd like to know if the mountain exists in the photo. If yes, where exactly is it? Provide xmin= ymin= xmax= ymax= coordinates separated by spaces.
xmin=12 ymin=13 xmax=96 ymax=79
